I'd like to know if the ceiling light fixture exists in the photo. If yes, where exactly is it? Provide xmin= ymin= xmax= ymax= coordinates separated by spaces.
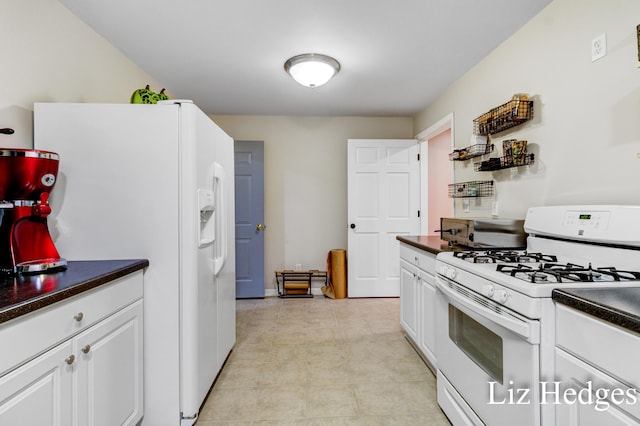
xmin=284 ymin=53 xmax=340 ymax=88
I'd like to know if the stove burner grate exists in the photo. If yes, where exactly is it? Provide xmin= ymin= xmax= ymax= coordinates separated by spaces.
xmin=454 ymin=250 xmax=557 ymax=264
xmin=497 ymin=262 xmax=640 ymax=284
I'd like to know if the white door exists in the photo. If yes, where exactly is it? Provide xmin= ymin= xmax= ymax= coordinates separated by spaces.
xmin=347 ymin=139 xmax=420 ymax=297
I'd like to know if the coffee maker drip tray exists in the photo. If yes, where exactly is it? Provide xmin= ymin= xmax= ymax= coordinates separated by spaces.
xmin=16 ymin=258 xmax=67 ymax=275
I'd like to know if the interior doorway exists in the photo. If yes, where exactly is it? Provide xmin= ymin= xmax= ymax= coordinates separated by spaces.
xmin=416 ymin=114 xmax=454 ymax=235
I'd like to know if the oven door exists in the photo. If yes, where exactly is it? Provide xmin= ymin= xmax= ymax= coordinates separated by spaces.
xmin=435 ymin=275 xmax=541 ymax=426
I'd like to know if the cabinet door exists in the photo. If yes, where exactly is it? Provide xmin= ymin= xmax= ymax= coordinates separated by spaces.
xmin=75 ymin=300 xmax=143 ymax=426
xmin=0 ymin=341 xmax=73 ymax=426
xmin=399 ymin=259 xmax=418 ymax=340
xmin=418 ymin=271 xmax=437 ymax=367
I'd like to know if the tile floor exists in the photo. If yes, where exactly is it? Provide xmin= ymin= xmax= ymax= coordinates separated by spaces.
xmin=196 ymin=296 xmax=451 ymax=425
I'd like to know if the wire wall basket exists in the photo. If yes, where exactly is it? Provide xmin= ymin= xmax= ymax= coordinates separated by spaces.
xmin=474 ymin=153 xmax=535 ymax=171
xmin=449 ymin=143 xmax=494 ymax=161
xmin=473 ymin=98 xmax=533 ymax=136
xmin=448 ymin=180 xmax=494 ymax=198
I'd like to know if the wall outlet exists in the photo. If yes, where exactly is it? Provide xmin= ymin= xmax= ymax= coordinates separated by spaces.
xmin=463 ymin=199 xmax=470 ymax=213
xmin=492 ymin=201 xmax=499 ymax=217
xmin=591 ymin=33 xmax=607 ymax=62
xmin=295 ymin=263 xmax=302 ymax=271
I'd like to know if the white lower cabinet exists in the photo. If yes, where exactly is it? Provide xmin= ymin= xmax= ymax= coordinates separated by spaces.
xmin=418 ymin=271 xmax=437 ymax=366
xmin=0 ymin=340 xmax=74 ymax=425
xmin=75 ymin=300 xmax=143 ymax=426
xmin=555 ymin=304 xmax=640 ymax=425
xmin=400 ymin=259 xmax=419 ymax=342
xmin=399 ymin=243 xmax=437 ymax=369
xmin=0 ymin=271 xmax=143 ymax=426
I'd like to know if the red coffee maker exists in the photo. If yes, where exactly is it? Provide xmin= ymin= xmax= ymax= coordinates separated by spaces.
xmin=0 ymin=148 xmax=66 ymax=275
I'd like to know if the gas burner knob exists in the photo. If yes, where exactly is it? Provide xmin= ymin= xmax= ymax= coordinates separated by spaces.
xmin=483 ymin=285 xmax=495 ymax=297
xmin=445 ymin=267 xmax=457 ymax=280
xmin=438 ymin=266 xmax=456 ymax=279
xmin=495 ymin=289 xmax=509 ymax=303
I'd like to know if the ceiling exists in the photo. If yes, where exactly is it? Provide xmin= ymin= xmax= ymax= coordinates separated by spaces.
xmin=59 ymin=0 xmax=552 ymax=117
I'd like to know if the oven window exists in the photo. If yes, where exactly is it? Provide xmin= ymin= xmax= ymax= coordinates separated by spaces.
xmin=449 ymin=304 xmax=503 ymax=384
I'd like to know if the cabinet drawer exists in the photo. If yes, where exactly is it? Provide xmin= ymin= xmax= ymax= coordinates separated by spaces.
xmin=556 ymin=304 xmax=640 ymax=388
xmin=0 ymin=271 xmax=143 ymax=376
xmin=400 ymin=243 xmax=436 ymax=275
xmin=555 ymin=347 xmax=640 ymax=423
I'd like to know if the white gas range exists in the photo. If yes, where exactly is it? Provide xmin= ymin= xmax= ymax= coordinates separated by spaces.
xmin=434 ymin=205 xmax=640 ymax=426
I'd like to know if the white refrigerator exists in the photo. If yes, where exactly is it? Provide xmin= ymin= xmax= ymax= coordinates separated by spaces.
xmin=33 ymin=100 xmax=236 ymax=426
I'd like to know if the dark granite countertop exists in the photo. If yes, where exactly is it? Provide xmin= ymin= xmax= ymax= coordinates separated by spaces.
xmin=0 ymin=259 xmax=149 ymax=325
xmin=553 ymin=288 xmax=640 ymax=335
xmin=396 ymin=235 xmax=459 ymax=255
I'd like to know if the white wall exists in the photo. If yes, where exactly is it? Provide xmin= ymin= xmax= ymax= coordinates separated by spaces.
xmin=210 ymin=115 xmax=413 ymax=292
xmin=15 ymin=0 xmax=635 ymax=294
xmin=413 ymin=0 xmax=640 ymax=219
xmin=2 ymin=0 xmax=413 ymax=296
xmin=0 ymin=0 xmax=162 ymax=149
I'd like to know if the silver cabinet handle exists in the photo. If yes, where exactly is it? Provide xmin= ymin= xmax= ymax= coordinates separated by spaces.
xmin=74 ymin=312 xmax=84 ymax=322
xmin=65 ymin=354 xmax=75 ymax=365
xmin=81 ymin=345 xmax=91 ymax=354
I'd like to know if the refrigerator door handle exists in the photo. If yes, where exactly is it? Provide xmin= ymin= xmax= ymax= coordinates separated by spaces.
xmin=213 ymin=162 xmax=227 ymax=275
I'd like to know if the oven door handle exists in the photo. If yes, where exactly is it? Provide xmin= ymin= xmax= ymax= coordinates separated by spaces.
xmin=436 ymin=276 xmax=540 ymax=344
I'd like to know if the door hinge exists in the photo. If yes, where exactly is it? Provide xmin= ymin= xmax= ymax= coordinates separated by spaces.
xmin=417 ymin=153 xmax=420 ymax=161
xmin=418 ymin=210 xmax=421 ymax=218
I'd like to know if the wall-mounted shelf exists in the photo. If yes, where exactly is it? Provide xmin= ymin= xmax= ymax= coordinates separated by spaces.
xmin=449 ymin=144 xmax=494 ymax=161
xmin=473 ymin=96 xmax=533 ymax=136
xmin=448 ymin=180 xmax=494 ymax=198
xmin=474 ymin=153 xmax=535 ymax=171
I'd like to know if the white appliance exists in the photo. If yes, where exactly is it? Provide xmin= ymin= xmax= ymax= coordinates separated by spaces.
xmin=434 ymin=205 xmax=640 ymax=426
xmin=33 ymin=101 xmax=236 ymax=426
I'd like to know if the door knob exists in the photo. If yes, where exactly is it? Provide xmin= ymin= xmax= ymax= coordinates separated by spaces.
xmin=350 ymin=223 xmax=356 ymax=229
xmin=256 ymin=223 xmax=266 ymax=231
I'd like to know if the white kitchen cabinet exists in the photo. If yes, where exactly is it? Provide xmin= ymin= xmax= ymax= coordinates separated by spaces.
xmin=400 ymin=258 xmax=418 ymax=341
xmin=0 ymin=340 xmax=73 ymax=425
xmin=555 ymin=304 xmax=640 ymax=425
xmin=75 ymin=299 xmax=143 ymax=426
xmin=399 ymin=243 xmax=437 ymax=370
xmin=418 ymin=270 xmax=437 ymax=367
xmin=0 ymin=271 xmax=143 ymax=426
